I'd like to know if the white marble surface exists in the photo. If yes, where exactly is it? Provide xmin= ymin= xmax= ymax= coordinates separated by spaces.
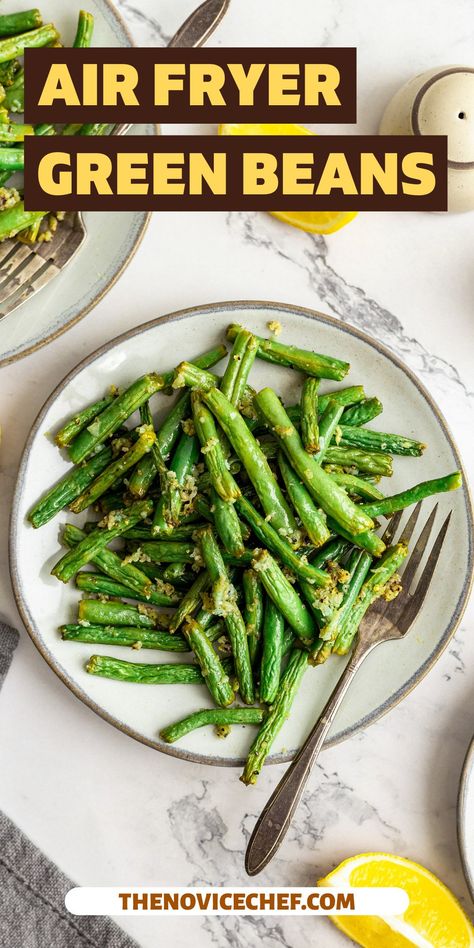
xmin=1 ymin=1 xmax=474 ymax=944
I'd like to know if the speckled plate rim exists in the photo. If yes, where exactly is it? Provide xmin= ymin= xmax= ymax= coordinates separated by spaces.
xmin=458 ymin=735 xmax=474 ymax=900
xmin=0 ymin=0 xmax=152 ymax=370
xmin=9 ymin=300 xmax=474 ymax=768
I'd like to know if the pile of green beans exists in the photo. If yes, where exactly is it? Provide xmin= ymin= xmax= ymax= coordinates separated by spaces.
xmin=29 ymin=325 xmax=462 ymax=781
xmin=0 ymin=9 xmax=106 ymax=243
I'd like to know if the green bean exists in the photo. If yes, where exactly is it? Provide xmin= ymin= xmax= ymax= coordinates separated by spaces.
xmin=329 ymin=473 xmax=384 ymax=501
xmin=73 ymin=11 xmax=94 ymax=48
xmin=3 ymin=83 xmax=21 ymax=120
xmin=0 ymin=23 xmax=58 ymax=62
xmin=161 ymin=707 xmax=265 ymax=743
xmin=341 ymin=397 xmax=383 ymax=427
xmin=128 ymin=393 xmax=190 ymax=497
xmin=243 ymin=569 xmax=264 ymax=665
xmin=361 ymin=473 xmax=462 ymax=519
xmin=260 ymin=599 xmax=285 ymax=704
xmin=78 ymin=122 xmax=110 ymax=136
xmin=0 ymin=10 xmax=42 ymax=36
xmin=168 ymin=570 xmax=210 ymax=632
xmin=191 ymin=393 xmax=240 ymax=502
xmin=52 ymin=500 xmax=153 ymax=583
xmin=137 ymin=402 xmax=167 ymax=486
xmin=152 ymin=430 xmax=199 ymax=534
xmin=69 ymin=427 xmax=156 ymax=513
xmin=124 ymin=523 xmax=203 ymax=542
xmin=62 ymin=524 xmax=179 ymax=606
xmin=278 ymin=452 xmax=330 ymax=547
xmin=325 ymin=517 xmax=386 ymax=557
xmin=252 ymin=549 xmax=315 ymax=645
xmin=338 ymin=426 xmax=426 ymax=457
xmin=231 ymin=334 xmax=259 ymax=408
xmin=28 ymin=448 xmax=112 ymax=528
xmin=287 ymin=387 xmax=366 ymax=425
xmin=312 ymin=550 xmax=372 ymax=663
xmin=334 ymin=543 xmax=408 ymax=654
xmin=140 ymin=541 xmax=195 ymax=565
xmin=199 ymin=526 xmax=254 ymax=704
xmin=202 ymin=386 xmax=297 ymax=538
xmin=68 ymin=375 xmax=163 ymax=463
xmin=226 ymin=324 xmax=349 ymax=381
xmin=300 ymin=377 xmax=320 ymax=453
xmin=235 ymin=496 xmax=330 ymax=587
xmin=62 ymin=625 xmax=188 ymax=652
xmin=86 ymin=655 xmax=210 ymax=685
xmin=310 ymin=538 xmax=351 ymax=568
xmin=55 ymin=393 xmax=116 ymax=447
xmin=0 ymin=148 xmax=24 ymax=171
xmin=78 ymin=598 xmax=170 ymax=630
xmin=211 ymin=488 xmax=245 ymax=557
xmin=221 ymin=329 xmax=258 ymax=406
xmin=313 ymin=400 xmax=344 ymax=463
xmin=75 ymin=572 xmax=163 ymax=605
xmin=323 ymin=446 xmax=393 ymax=476
xmin=69 ymin=348 xmax=226 ymax=464
xmin=182 ymin=616 xmax=235 ymax=707
xmin=220 ymin=328 xmax=252 ymax=402
xmin=162 ymin=562 xmax=188 ymax=584
xmin=241 ymin=648 xmax=309 ymax=785
xmin=254 ymin=388 xmax=374 ymax=536
xmin=172 ymin=362 xmax=219 ymax=390
xmin=0 ymin=121 xmax=32 ymax=141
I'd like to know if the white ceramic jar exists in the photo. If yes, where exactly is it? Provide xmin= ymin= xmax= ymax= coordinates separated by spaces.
xmin=380 ymin=66 xmax=474 ymax=212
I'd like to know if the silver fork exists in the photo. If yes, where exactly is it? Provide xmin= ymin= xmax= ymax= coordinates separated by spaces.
xmin=0 ymin=0 xmax=231 ymax=318
xmin=245 ymin=502 xmax=452 ymax=876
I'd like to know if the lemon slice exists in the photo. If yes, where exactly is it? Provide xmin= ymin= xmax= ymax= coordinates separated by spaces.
xmin=218 ymin=122 xmax=357 ymax=234
xmin=319 ymin=852 xmax=474 ymax=947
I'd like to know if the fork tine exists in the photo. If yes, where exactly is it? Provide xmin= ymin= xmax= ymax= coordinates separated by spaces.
xmin=411 ymin=513 xmax=451 ymax=605
xmin=399 ymin=501 xmax=423 ymax=545
xmin=398 ymin=513 xmax=451 ymax=634
xmin=401 ymin=504 xmax=438 ymax=589
xmin=0 ymin=259 xmax=56 ymax=316
xmin=381 ymin=509 xmax=404 ymax=545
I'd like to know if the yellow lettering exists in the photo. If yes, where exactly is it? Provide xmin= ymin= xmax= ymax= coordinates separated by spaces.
xmin=76 ymin=153 xmax=113 ymax=195
xmin=243 ymin=153 xmax=278 ymax=194
xmin=227 ymin=63 xmax=265 ymax=105
xmin=316 ymin=153 xmax=357 ymax=194
xmin=153 ymin=153 xmax=185 ymax=194
xmin=189 ymin=64 xmax=226 ymax=106
xmin=154 ymin=64 xmax=186 ymax=106
xmin=103 ymin=64 xmax=139 ymax=106
xmin=37 ymin=152 xmax=72 ymax=196
xmin=304 ymin=64 xmax=341 ymax=105
xmin=117 ymin=153 xmax=148 ymax=194
xmin=402 ymin=152 xmax=436 ymax=195
xmin=283 ymin=153 xmax=314 ymax=194
xmin=82 ymin=63 xmax=98 ymax=106
xmin=188 ymin=152 xmax=226 ymax=194
xmin=268 ymin=64 xmax=300 ymax=105
xmin=360 ymin=152 xmax=398 ymax=194
xmin=38 ymin=64 xmax=80 ymax=106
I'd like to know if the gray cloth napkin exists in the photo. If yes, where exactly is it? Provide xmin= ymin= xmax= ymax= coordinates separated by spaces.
xmin=0 ymin=621 xmax=138 ymax=948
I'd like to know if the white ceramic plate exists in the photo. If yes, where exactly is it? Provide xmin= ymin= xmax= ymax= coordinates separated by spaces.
xmin=10 ymin=302 xmax=474 ymax=766
xmin=458 ymin=737 xmax=474 ymax=900
xmin=0 ymin=0 xmax=153 ymax=368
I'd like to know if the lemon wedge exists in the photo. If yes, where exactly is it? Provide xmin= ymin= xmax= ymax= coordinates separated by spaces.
xmin=319 ymin=852 xmax=474 ymax=947
xmin=218 ymin=122 xmax=357 ymax=234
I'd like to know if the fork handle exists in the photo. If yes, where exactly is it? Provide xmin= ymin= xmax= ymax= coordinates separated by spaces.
xmin=245 ymin=636 xmax=372 ymax=876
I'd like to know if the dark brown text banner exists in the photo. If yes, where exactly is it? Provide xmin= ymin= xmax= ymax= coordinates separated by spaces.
xmin=24 ymin=134 xmax=448 ymax=212
xmin=24 ymin=47 xmax=357 ymax=123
